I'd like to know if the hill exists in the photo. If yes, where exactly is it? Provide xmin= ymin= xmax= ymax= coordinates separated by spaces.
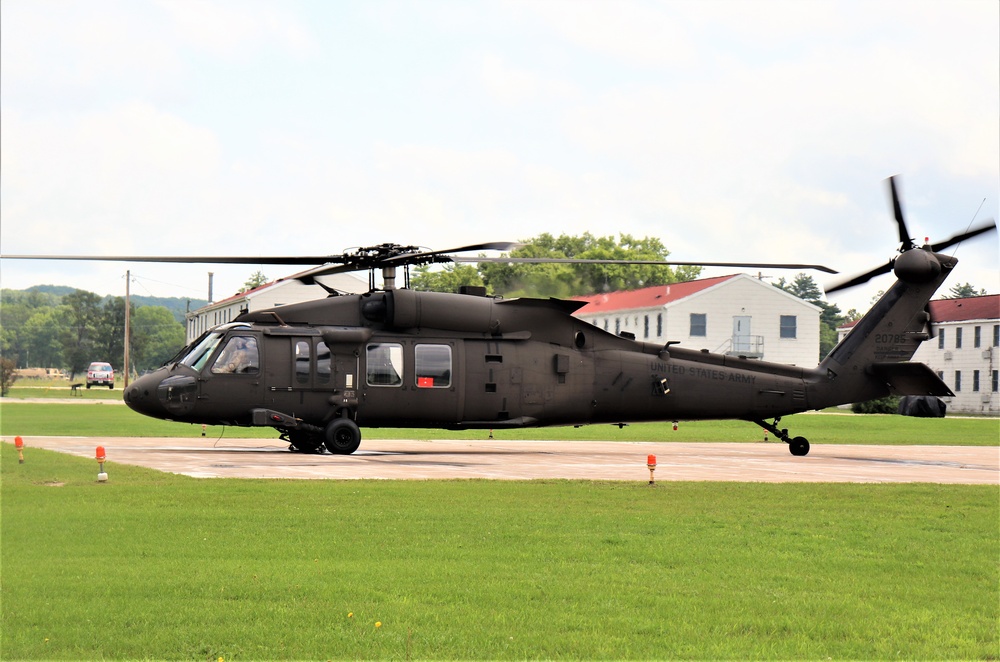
xmin=22 ymin=285 xmax=207 ymax=323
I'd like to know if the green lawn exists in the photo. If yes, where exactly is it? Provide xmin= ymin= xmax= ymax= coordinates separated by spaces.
xmin=1 ymin=400 xmax=998 ymax=445
xmin=2 ymin=445 xmax=997 ymax=660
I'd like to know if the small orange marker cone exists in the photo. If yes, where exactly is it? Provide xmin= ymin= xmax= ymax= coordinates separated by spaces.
xmin=647 ymin=454 xmax=657 ymax=485
xmin=96 ymin=446 xmax=108 ymax=482
xmin=672 ymin=421 xmax=678 ymax=431
xmin=14 ymin=436 xmax=25 ymax=464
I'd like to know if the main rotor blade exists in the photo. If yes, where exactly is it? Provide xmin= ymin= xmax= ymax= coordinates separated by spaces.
xmin=453 ymin=256 xmax=838 ymax=274
xmin=929 ymin=219 xmax=997 ymax=252
xmin=824 ymin=260 xmax=894 ymax=294
xmin=0 ymin=254 xmax=343 ymax=265
xmin=888 ymin=175 xmax=915 ymax=251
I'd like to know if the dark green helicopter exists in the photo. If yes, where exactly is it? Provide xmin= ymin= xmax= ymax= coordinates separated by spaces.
xmin=4 ymin=178 xmax=994 ymax=456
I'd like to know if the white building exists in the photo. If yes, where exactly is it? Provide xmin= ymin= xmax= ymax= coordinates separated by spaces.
xmin=839 ymin=294 xmax=999 ymax=414
xmin=185 ymin=272 xmax=367 ymax=342
xmin=573 ymin=274 xmax=822 ymax=366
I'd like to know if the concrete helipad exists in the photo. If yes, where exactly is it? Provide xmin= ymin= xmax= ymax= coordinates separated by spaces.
xmin=13 ymin=435 xmax=999 ymax=483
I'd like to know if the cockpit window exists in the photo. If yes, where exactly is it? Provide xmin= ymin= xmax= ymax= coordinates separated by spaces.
xmin=212 ymin=336 xmax=260 ymax=375
xmin=179 ymin=330 xmax=225 ymax=371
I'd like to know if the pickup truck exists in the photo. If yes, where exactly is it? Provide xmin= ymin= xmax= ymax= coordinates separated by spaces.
xmin=86 ymin=362 xmax=115 ymax=389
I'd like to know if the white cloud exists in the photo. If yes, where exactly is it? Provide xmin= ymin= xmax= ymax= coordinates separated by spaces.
xmin=152 ymin=0 xmax=318 ymax=59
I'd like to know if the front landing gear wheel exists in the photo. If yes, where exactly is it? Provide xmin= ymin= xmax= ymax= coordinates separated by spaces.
xmin=789 ymin=436 xmax=810 ymax=457
xmin=324 ymin=418 xmax=362 ymax=455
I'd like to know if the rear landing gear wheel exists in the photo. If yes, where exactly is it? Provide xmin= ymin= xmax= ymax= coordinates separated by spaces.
xmin=324 ymin=418 xmax=362 ymax=455
xmin=789 ymin=436 xmax=810 ymax=457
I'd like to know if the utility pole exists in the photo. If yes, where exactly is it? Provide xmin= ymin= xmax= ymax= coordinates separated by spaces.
xmin=124 ymin=270 xmax=131 ymax=388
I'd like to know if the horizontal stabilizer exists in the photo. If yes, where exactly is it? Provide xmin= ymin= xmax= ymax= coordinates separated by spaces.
xmin=869 ymin=362 xmax=954 ymax=397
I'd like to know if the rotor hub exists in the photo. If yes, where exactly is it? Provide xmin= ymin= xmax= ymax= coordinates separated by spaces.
xmin=893 ymin=248 xmax=942 ymax=284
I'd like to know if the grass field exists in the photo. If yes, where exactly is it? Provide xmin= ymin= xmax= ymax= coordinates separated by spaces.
xmin=2 ymin=444 xmax=997 ymax=660
xmin=1 ymin=399 xmax=998 ymax=445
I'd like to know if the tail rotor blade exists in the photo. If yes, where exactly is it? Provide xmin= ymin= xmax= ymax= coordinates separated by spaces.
xmin=929 ymin=219 xmax=997 ymax=253
xmin=888 ymin=175 xmax=915 ymax=251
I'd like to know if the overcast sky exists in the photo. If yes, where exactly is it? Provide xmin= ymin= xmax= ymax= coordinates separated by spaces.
xmin=2 ymin=0 xmax=997 ymax=315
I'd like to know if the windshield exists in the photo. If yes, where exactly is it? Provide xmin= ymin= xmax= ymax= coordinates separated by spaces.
xmin=175 ymin=323 xmax=253 ymax=371
xmin=179 ymin=330 xmax=226 ymax=371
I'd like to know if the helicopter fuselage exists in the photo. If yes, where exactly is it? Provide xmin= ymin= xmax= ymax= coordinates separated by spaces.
xmin=125 ymin=288 xmax=822 ymax=448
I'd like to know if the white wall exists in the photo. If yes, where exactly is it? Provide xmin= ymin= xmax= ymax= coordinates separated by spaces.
xmin=578 ymin=275 xmax=821 ymax=366
xmin=912 ymin=320 xmax=1000 ymax=414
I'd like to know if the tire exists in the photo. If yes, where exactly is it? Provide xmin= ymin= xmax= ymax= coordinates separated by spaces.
xmin=324 ymin=418 xmax=362 ymax=455
xmin=86 ymin=384 xmax=91 ymax=390
xmin=789 ymin=436 xmax=810 ymax=457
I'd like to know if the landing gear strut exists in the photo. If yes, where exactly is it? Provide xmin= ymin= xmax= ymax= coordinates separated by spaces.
xmin=754 ymin=417 xmax=810 ymax=456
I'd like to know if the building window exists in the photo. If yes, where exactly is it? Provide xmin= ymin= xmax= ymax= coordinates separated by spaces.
xmin=938 ymin=330 xmax=945 ymax=349
xmin=993 ymin=370 xmax=999 ymax=393
xmin=973 ymin=370 xmax=980 ymax=392
xmin=936 ymin=370 xmax=944 ymax=382
xmin=367 ymin=343 xmax=403 ymax=386
xmin=780 ymin=315 xmax=797 ymax=339
xmin=974 ymin=326 xmax=981 ymax=348
xmin=994 ymin=325 xmax=999 ymax=347
xmin=690 ymin=313 xmax=707 ymax=337
xmin=954 ymin=370 xmax=962 ymax=392
xmin=415 ymin=344 xmax=452 ymax=388
xmin=955 ymin=327 xmax=963 ymax=349
xmin=657 ymin=313 xmax=663 ymax=337
xmin=615 ymin=318 xmax=621 ymax=334
xmin=644 ymin=315 xmax=649 ymax=339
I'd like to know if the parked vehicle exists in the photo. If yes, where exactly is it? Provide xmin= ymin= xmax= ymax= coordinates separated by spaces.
xmin=86 ymin=362 xmax=115 ymax=389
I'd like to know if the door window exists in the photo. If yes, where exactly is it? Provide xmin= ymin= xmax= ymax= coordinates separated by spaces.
xmin=367 ymin=343 xmax=403 ymax=386
xmin=316 ymin=342 xmax=331 ymax=384
xmin=295 ymin=341 xmax=311 ymax=384
xmin=211 ymin=336 xmax=259 ymax=374
xmin=415 ymin=344 xmax=452 ymax=388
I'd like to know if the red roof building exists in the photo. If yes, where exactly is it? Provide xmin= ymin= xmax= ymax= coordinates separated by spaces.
xmin=837 ymin=294 xmax=999 ymax=414
xmin=573 ymin=273 xmax=822 ymax=366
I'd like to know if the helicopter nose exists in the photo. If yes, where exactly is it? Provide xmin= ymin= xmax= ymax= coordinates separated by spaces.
xmin=124 ymin=371 xmax=169 ymax=419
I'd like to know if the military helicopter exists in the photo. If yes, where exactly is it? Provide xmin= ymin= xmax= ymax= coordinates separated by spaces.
xmin=3 ymin=177 xmax=994 ymax=456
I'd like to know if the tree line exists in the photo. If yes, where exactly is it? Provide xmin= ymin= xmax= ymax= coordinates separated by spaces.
xmin=0 ymin=288 xmax=185 ymax=377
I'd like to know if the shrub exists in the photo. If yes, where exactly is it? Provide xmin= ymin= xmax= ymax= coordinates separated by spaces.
xmin=0 ymin=357 xmax=18 ymax=396
xmin=851 ymin=396 xmax=900 ymax=414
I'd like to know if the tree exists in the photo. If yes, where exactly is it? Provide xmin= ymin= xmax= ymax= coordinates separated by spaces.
xmin=410 ymin=264 xmax=486 ymax=293
xmin=470 ymin=232 xmax=701 ymax=298
xmin=60 ymin=290 xmax=103 ymax=377
xmin=97 ymin=297 xmax=132 ymax=372
xmin=242 ymin=270 xmax=269 ymax=293
xmin=945 ymin=282 xmax=988 ymax=299
xmin=22 ymin=307 xmax=68 ymax=369
xmin=0 ymin=357 xmax=17 ymax=396
xmin=132 ymin=306 xmax=186 ymax=372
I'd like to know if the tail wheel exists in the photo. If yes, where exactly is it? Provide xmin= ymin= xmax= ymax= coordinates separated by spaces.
xmin=324 ymin=418 xmax=362 ymax=455
xmin=789 ymin=436 xmax=810 ymax=457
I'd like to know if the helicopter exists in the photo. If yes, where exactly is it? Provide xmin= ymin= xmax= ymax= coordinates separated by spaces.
xmin=2 ymin=177 xmax=994 ymax=456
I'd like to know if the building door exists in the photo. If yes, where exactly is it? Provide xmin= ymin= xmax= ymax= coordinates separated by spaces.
xmin=733 ymin=316 xmax=752 ymax=353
